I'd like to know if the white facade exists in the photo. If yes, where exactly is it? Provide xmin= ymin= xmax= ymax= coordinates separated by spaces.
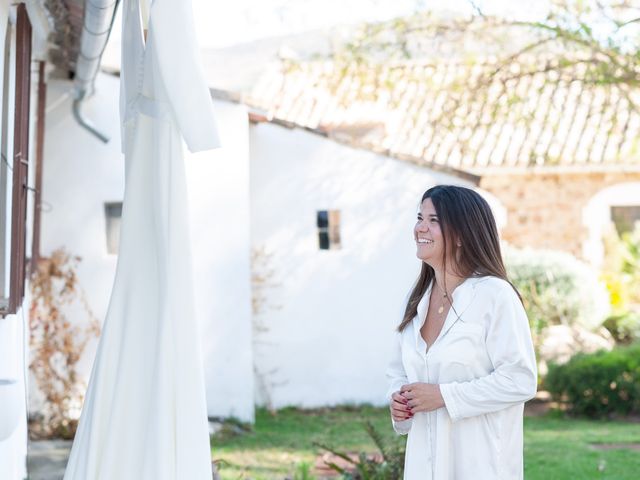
xmin=0 ymin=2 xmax=33 ymax=477
xmin=249 ymin=122 xmax=473 ymax=408
xmin=41 ymin=74 xmax=254 ymax=422
xmin=0 ymin=307 xmax=28 ymax=480
xmin=0 ymin=310 xmax=28 ymax=480
xmin=185 ymin=101 xmax=253 ymax=421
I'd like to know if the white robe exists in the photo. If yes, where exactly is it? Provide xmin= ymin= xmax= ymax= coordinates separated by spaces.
xmin=387 ymin=276 xmax=537 ymax=480
xmin=64 ymin=0 xmax=219 ymax=478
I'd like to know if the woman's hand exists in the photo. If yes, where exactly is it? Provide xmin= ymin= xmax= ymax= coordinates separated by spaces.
xmin=400 ymin=383 xmax=445 ymax=414
xmin=390 ymin=390 xmax=413 ymax=422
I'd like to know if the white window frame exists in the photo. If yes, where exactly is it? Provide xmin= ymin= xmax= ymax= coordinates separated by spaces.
xmin=0 ymin=16 xmax=16 ymax=311
xmin=583 ymin=181 xmax=640 ymax=269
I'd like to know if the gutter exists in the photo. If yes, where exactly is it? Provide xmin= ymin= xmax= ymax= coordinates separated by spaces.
xmin=73 ymin=0 xmax=120 ymax=143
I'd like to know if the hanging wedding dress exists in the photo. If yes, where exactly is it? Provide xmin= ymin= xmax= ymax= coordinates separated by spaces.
xmin=64 ymin=0 xmax=220 ymax=478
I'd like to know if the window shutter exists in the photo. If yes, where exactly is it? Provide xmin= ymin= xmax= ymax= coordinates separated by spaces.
xmin=3 ymin=4 xmax=31 ymax=315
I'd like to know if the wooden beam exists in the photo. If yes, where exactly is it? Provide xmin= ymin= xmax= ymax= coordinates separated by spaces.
xmin=31 ymin=60 xmax=45 ymax=274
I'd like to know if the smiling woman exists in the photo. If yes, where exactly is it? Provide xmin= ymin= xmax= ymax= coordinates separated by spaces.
xmin=387 ymin=184 xmax=537 ymax=480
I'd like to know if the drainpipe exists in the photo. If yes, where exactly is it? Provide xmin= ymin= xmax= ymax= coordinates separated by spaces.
xmin=72 ymin=0 xmax=120 ymax=143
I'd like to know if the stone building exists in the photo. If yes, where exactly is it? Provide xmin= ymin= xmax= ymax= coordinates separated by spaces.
xmin=480 ymin=171 xmax=640 ymax=265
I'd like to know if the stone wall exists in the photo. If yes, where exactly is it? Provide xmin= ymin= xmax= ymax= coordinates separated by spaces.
xmin=479 ymin=171 xmax=640 ymax=259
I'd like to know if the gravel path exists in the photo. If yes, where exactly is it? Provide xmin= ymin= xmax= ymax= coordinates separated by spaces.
xmin=27 ymin=440 xmax=72 ymax=480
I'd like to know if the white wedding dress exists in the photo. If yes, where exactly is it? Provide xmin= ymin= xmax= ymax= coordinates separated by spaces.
xmin=63 ymin=0 xmax=220 ymax=478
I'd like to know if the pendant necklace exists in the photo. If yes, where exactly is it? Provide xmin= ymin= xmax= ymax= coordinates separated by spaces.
xmin=435 ymin=283 xmax=449 ymax=314
xmin=437 ymin=291 xmax=448 ymax=314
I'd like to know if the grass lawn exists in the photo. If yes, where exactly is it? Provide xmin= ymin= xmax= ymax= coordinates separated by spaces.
xmin=211 ymin=406 xmax=640 ymax=480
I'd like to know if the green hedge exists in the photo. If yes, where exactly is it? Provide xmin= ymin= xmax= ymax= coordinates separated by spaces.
xmin=545 ymin=343 xmax=640 ymax=418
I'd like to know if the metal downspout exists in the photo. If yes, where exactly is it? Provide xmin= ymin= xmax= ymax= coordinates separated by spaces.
xmin=72 ymin=0 xmax=120 ymax=143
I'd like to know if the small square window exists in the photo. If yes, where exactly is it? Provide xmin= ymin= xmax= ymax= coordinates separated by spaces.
xmin=317 ymin=210 xmax=329 ymax=229
xmin=105 ymin=202 xmax=122 ymax=255
xmin=317 ymin=210 xmax=341 ymax=250
xmin=611 ymin=206 xmax=640 ymax=235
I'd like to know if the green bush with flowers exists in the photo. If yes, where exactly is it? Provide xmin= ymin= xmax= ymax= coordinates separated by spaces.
xmin=601 ymin=223 xmax=640 ymax=344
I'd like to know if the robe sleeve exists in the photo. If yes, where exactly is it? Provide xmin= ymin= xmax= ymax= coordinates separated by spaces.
xmin=440 ymin=285 xmax=537 ymax=422
xmin=149 ymin=0 xmax=221 ymax=152
xmin=386 ymin=331 xmax=412 ymax=435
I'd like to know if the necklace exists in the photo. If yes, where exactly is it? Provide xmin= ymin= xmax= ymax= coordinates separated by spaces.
xmin=434 ymin=278 xmax=462 ymax=315
xmin=433 ymin=283 xmax=449 ymax=315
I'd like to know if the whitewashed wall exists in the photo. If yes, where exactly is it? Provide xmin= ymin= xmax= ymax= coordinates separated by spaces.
xmin=0 ymin=306 xmax=28 ymax=480
xmin=0 ymin=2 xmax=33 ymax=477
xmin=185 ymin=101 xmax=253 ymax=422
xmin=41 ymin=75 xmax=254 ymax=421
xmin=40 ymin=74 xmax=124 ymax=390
xmin=249 ymin=123 xmax=474 ymax=408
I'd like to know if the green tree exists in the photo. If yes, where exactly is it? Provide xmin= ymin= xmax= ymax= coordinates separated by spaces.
xmin=321 ymin=1 xmax=640 ymax=124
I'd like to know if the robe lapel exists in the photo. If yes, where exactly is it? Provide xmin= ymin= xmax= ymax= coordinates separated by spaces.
xmin=413 ymin=283 xmax=433 ymax=351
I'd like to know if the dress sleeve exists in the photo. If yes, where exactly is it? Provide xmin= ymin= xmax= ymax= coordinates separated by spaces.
xmin=386 ymin=331 xmax=412 ymax=435
xmin=439 ymin=286 xmax=537 ymax=422
xmin=150 ymin=0 xmax=221 ymax=152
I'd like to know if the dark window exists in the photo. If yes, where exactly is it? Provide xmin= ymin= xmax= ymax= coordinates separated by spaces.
xmin=611 ymin=206 xmax=640 ymax=235
xmin=317 ymin=210 xmax=341 ymax=250
xmin=105 ymin=202 xmax=123 ymax=255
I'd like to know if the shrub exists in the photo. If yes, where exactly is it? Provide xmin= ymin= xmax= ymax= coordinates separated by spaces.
xmin=601 ymin=224 xmax=640 ymax=344
xmin=29 ymin=249 xmax=101 ymax=439
xmin=291 ymin=462 xmax=317 ymax=480
xmin=603 ymin=312 xmax=640 ymax=345
xmin=315 ymin=421 xmax=404 ymax=480
xmin=504 ymin=246 xmax=610 ymax=336
xmin=545 ymin=343 xmax=640 ymax=418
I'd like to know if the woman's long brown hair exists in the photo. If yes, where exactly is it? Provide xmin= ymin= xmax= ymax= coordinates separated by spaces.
xmin=397 ymin=185 xmax=520 ymax=332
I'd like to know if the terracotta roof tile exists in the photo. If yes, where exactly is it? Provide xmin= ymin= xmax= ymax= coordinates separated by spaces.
xmin=245 ymin=57 xmax=640 ymax=173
